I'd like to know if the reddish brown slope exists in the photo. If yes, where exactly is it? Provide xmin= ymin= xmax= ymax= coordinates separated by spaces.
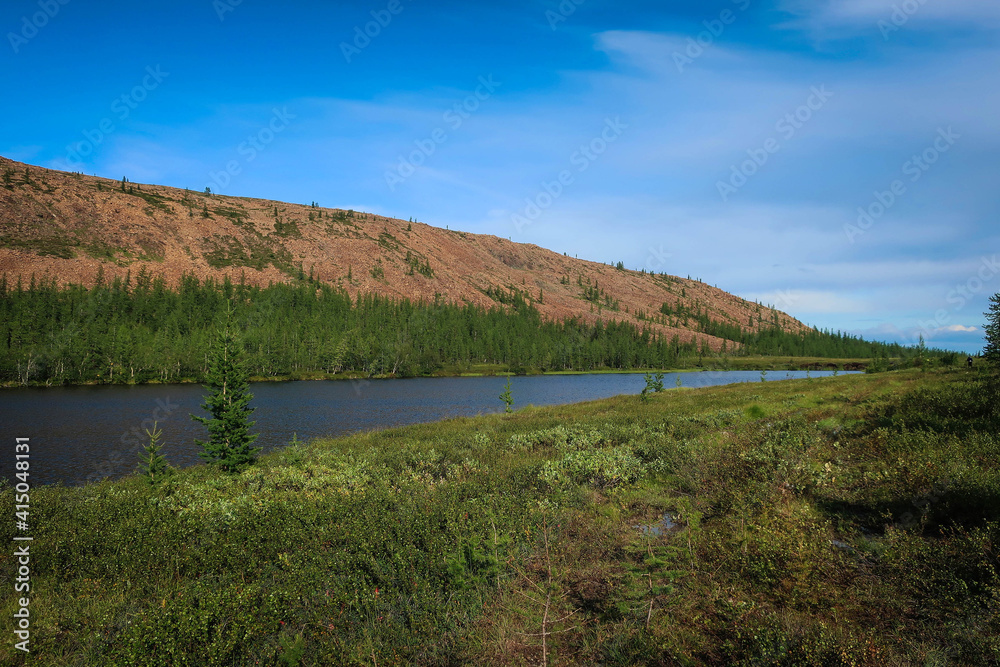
xmin=0 ymin=156 xmax=811 ymax=350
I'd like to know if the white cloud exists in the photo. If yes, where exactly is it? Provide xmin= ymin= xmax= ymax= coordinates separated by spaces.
xmin=748 ymin=289 xmax=872 ymax=314
xmin=845 ymin=321 xmax=983 ymax=351
xmin=594 ymin=28 xmax=1000 ymax=153
xmin=779 ymin=0 xmax=1000 ymax=34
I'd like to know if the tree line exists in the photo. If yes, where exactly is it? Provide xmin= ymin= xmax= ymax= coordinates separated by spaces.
xmin=0 ymin=271 xmax=939 ymax=385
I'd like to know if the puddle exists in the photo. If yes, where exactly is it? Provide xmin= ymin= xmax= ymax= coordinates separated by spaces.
xmin=635 ymin=513 xmax=677 ymax=536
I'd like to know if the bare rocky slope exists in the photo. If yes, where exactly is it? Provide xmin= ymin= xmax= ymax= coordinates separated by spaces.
xmin=0 ymin=156 xmax=810 ymax=351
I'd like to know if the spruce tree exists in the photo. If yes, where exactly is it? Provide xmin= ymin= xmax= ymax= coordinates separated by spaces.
xmin=138 ymin=421 xmax=173 ymax=485
xmin=984 ymin=293 xmax=1000 ymax=367
xmin=500 ymin=376 xmax=513 ymax=413
xmin=653 ymin=371 xmax=665 ymax=392
xmin=192 ymin=302 xmax=260 ymax=472
xmin=641 ymin=372 xmax=664 ymax=402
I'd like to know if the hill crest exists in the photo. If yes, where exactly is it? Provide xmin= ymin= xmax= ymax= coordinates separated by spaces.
xmin=0 ymin=156 xmax=810 ymax=350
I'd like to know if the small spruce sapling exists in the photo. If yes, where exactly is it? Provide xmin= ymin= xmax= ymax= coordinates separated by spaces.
xmin=278 ymin=632 xmax=305 ymax=667
xmin=641 ymin=372 xmax=664 ymax=402
xmin=138 ymin=421 xmax=173 ymax=486
xmin=500 ymin=376 xmax=514 ymax=413
xmin=283 ymin=433 xmax=305 ymax=467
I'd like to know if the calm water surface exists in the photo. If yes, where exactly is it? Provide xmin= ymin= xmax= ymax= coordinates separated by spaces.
xmin=0 ymin=370 xmax=853 ymax=487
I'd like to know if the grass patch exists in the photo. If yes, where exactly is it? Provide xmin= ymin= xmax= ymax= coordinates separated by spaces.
xmin=82 ymin=240 xmax=134 ymax=264
xmin=0 ymin=234 xmax=78 ymax=259
xmin=129 ymin=190 xmax=175 ymax=215
xmin=273 ymin=219 xmax=302 ymax=238
xmin=211 ymin=204 xmax=248 ymax=226
xmin=202 ymin=233 xmax=295 ymax=274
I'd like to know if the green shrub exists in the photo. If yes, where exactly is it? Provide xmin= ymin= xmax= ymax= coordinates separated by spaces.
xmin=540 ymin=446 xmax=645 ymax=489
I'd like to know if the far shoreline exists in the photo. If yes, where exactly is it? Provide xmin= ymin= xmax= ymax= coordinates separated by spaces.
xmin=0 ymin=356 xmax=881 ymax=389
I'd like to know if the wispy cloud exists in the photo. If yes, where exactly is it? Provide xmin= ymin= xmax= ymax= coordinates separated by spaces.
xmin=785 ymin=0 xmax=1000 ymax=22
xmin=778 ymin=0 xmax=1000 ymax=36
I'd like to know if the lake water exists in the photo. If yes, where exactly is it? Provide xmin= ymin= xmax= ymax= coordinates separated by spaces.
xmin=0 ymin=370 xmax=852 ymax=487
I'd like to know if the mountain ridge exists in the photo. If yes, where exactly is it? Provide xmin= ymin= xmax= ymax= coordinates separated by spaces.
xmin=0 ymin=156 xmax=811 ymax=351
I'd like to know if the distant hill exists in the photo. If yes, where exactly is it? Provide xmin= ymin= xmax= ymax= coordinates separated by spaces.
xmin=0 ymin=156 xmax=810 ymax=351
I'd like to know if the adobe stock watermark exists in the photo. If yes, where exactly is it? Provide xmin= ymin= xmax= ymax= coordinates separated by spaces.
xmin=511 ymin=117 xmax=628 ymax=233
xmin=878 ymin=0 xmax=934 ymax=41
xmin=673 ymin=0 xmax=751 ymax=73
xmin=546 ymin=0 xmax=586 ymax=30
xmin=768 ymin=289 xmax=800 ymax=314
xmin=645 ymin=245 xmax=673 ymax=272
xmin=85 ymin=396 xmax=181 ymax=484
xmin=206 ymin=107 xmax=296 ymax=193
xmin=384 ymin=75 xmax=501 ymax=192
xmin=61 ymin=66 xmax=170 ymax=170
xmin=716 ymin=85 xmax=834 ymax=202
xmin=213 ymin=0 xmax=242 ymax=21
xmin=911 ymin=254 xmax=999 ymax=345
xmin=7 ymin=0 xmax=71 ymax=54
xmin=843 ymin=127 xmax=959 ymax=244
xmin=12 ymin=437 xmax=33 ymax=653
xmin=340 ymin=0 xmax=411 ymax=64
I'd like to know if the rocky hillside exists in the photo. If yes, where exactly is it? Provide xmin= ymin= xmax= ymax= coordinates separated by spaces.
xmin=0 ymin=156 xmax=810 ymax=350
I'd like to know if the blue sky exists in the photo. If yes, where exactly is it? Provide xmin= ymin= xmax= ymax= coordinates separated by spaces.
xmin=2 ymin=0 xmax=997 ymax=354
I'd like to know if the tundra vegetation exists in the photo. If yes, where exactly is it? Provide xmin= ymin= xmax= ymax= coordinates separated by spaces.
xmin=1 ymin=366 xmax=997 ymax=665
